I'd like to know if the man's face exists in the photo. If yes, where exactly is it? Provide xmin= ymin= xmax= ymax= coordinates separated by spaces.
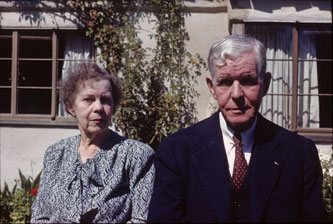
xmin=207 ymin=51 xmax=271 ymax=132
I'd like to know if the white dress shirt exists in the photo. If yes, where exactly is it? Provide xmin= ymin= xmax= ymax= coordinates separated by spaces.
xmin=219 ymin=112 xmax=257 ymax=176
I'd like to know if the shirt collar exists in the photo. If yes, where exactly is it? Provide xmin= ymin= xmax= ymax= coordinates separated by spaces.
xmin=219 ymin=111 xmax=257 ymax=153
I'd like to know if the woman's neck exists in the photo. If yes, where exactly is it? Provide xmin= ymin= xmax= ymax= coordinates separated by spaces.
xmin=79 ymin=130 xmax=111 ymax=163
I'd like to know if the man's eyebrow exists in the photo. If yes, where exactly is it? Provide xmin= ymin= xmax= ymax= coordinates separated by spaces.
xmin=215 ymin=75 xmax=232 ymax=81
xmin=216 ymin=73 xmax=232 ymax=78
xmin=241 ymin=73 xmax=257 ymax=77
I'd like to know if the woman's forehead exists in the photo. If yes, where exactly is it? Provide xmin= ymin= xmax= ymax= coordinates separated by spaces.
xmin=76 ymin=79 xmax=111 ymax=93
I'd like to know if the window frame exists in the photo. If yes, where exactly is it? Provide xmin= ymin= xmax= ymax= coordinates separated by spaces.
xmin=0 ymin=30 xmax=95 ymax=127
xmin=243 ymin=22 xmax=333 ymax=143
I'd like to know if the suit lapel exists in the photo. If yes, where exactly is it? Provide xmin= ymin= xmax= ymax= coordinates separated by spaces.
xmin=250 ymin=115 xmax=284 ymax=222
xmin=192 ymin=111 xmax=233 ymax=222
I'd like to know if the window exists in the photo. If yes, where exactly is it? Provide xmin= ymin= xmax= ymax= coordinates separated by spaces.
xmin=246 ymin=23 xmax=332 ymax=142
xmin=0 ymin=30 xmax=94 ymax=125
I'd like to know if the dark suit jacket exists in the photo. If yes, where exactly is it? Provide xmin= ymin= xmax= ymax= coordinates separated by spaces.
xmin=148 ymin=111 xmax=328 ymax=223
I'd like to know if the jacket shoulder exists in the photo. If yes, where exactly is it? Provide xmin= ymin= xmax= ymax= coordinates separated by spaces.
xmin=163 ymin=113 xmax=218 ymax=144
xmin=257 ymin=115 xmax=316 ymax=153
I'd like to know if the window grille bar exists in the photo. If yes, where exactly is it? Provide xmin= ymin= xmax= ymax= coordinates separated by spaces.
xmin=11 ymin=31 xmax=18 ymax=117
xmin=291 ymin=25 xmax=299 ymax=132
xmin=51 ymin=31 xmax=57 ymax=119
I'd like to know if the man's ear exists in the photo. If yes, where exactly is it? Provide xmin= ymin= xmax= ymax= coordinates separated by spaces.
xmin=262 ymin=72 xmax=271 ymax=96
xmin=206 ymin=76 xmax=217 ymax=100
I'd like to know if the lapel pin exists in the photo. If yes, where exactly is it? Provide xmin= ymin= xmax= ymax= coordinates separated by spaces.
xmin=274 ymin=161 xmax=280 ymax=166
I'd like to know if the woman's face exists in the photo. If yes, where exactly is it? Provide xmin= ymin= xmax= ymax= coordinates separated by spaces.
xmin=68 ymin=79 xmax=113 ymax=138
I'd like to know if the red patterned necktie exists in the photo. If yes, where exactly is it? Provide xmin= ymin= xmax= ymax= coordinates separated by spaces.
xmin=232 ymin=133 xmax=248 ymax=191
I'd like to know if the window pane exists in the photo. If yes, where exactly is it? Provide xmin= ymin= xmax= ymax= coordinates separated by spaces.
xmin=0 ymin=60 xmax=11 ymax=86
xmin=260 ymin=94 xmax=292 ymax=129
xmin=246 ymin=24 xmax=293 ymax=129
xmin=56 ymin=32 xmax=95 ymax=117
xmin=19 ymin=39 xmax=52 ymax=58
xmin=297 ymin=95 xmax=332 ymax=128
xmin=0 ymin=88 xmax=11 ymax=113
xmin=18 ymin=61 xmax=52 ymax=87
xmin=318 ymin=95 xmax=333 ymax=128
xmin=17 ymin=89 xmax=51 ymax=114
xmin=298 ymin=27 xmax=332 ymax=129
xmin=0 ymin=37 xmax=12 ymax=58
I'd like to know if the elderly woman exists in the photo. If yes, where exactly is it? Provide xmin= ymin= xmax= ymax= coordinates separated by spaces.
xmin=31 ymin=63 xmax=155 ymax=223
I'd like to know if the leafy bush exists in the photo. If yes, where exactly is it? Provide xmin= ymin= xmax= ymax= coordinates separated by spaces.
xmin=321 ymin=153 xmax=333 ymax=221
xmin=9 ymin=189 xmax=35 ymax=223
xmin=0 ymin=182 xmax=16 ymax=223
xmin=63 ymin=0 xmax=206 ymax=150
xmin=0 ymin=169 xmax=41 ymax=224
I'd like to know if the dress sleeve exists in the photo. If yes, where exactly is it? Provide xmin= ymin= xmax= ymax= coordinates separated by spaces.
xmin=126 ymin=141 xmax=155 ymax=223
xmin=30 ymin=145 xmax=59 ymax=223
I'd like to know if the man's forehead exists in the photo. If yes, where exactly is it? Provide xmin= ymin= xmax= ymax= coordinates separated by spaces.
xmin=214 ymin=61 xmax=257 ymax=76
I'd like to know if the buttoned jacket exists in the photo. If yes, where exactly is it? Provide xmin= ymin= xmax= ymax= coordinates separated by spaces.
xmin=148 ymin=111 xmax=327 ymax=223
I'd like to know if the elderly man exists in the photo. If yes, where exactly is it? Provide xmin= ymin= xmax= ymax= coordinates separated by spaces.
xmin=147 ymin=35 xmax=327 ymax=222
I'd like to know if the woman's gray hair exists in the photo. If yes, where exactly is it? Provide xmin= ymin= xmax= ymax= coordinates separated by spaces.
xmin=59 ymin=62 xmax=122 ymax=114
xmin=207 ymin=35 xmax=267 ymax=79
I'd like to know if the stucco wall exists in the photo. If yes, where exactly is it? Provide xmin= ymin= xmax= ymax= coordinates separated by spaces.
xmin=0 ymin=126 xmax=80 ymax=188
xmin=0 ymin=0 xmax=331 ymax=189
xmin=0 ymin=0 xmax=230 ymax=188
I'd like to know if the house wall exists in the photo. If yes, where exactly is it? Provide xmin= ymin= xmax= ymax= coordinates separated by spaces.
xmin=0 ymin=0 xmax=230 ymax=188
xmin=0 ymin=127 xmax=79 ymax=188
xmin=0 ymin=0 xmax=331 ymax=188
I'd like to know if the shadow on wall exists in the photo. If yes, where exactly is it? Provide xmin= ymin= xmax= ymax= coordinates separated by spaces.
xmin=0 ymin=1 xmax=84 ymax=28
xmin=229 ymin=0 xmax=331 ymax=13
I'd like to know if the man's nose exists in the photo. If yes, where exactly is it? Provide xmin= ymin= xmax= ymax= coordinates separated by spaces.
xmin=231 ymin=81 xmax=244 ymax=99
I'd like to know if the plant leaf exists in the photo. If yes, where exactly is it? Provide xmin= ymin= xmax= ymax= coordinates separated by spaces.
xmin=32 ymin=170 xmax=42 ymax=189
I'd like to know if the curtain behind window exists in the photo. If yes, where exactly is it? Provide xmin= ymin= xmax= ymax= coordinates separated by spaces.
xmin=246 ymin=24 xmax=319 ymax=129
xmin=58 ymin=34 xmax=94 ymax=117
xmin=298 ymin=29 xmax=320 ymax=128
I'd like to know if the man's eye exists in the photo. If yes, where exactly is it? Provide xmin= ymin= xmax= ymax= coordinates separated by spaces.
xmin=240 ymin=77 xmax=258 ymax=86
xmin=218 ymin=79 xmax=233 ymax=86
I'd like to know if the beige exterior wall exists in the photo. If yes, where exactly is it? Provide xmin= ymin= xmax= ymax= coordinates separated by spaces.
xmin=0 ymin=0 xmax=331 ymax=188
xmin=0 ymin=0 xmax=230 ymax=188
xmin=0 ymin=127 xmax=79 ymax=188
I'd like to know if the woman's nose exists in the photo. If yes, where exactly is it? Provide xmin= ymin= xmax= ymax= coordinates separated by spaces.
xmin=93 ymin=99 xmax=103 ymax=112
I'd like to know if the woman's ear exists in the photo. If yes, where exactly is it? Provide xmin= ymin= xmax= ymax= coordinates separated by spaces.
xmin=66 ymin=102 xmax=76 ymax=117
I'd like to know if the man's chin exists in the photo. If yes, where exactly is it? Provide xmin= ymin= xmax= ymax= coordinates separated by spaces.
xmin=226 ymin=118 xmax=254 ymax=132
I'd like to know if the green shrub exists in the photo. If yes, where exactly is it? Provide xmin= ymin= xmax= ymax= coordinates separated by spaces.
xmin=0 ymin=182 xmax=16 ymax=223
xmin=63 ymin=0 xmax=206 ymax=150
xmin=0 ymin=169 xmax=41 ymax=224
xmin=9 ymin=189 xmax=35 ymax=223
xmin=321 ymin=154 xmax=333 ymax=221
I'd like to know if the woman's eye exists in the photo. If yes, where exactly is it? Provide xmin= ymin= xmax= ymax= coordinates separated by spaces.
xmin=101 ymin=97 xmax=112 ymax=104
xmin=84 ymin=98 xmax=94 ymax=102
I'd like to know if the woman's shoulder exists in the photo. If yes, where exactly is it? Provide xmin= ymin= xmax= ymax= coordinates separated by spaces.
xmin=122 ymin=138 xmax=154 ymax=156
xmin=108 ymin=131 xmax=154 ymax=158
xmin=44 ymin=135 xmax=80 ymax=159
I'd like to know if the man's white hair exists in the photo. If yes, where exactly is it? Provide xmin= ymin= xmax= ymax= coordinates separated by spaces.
xmin=207 ymin=35 xmax=267 ymax=79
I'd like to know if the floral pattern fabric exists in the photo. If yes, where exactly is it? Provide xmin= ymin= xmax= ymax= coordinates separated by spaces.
xmin=31 ymin=130 xmax=155 ymax=223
